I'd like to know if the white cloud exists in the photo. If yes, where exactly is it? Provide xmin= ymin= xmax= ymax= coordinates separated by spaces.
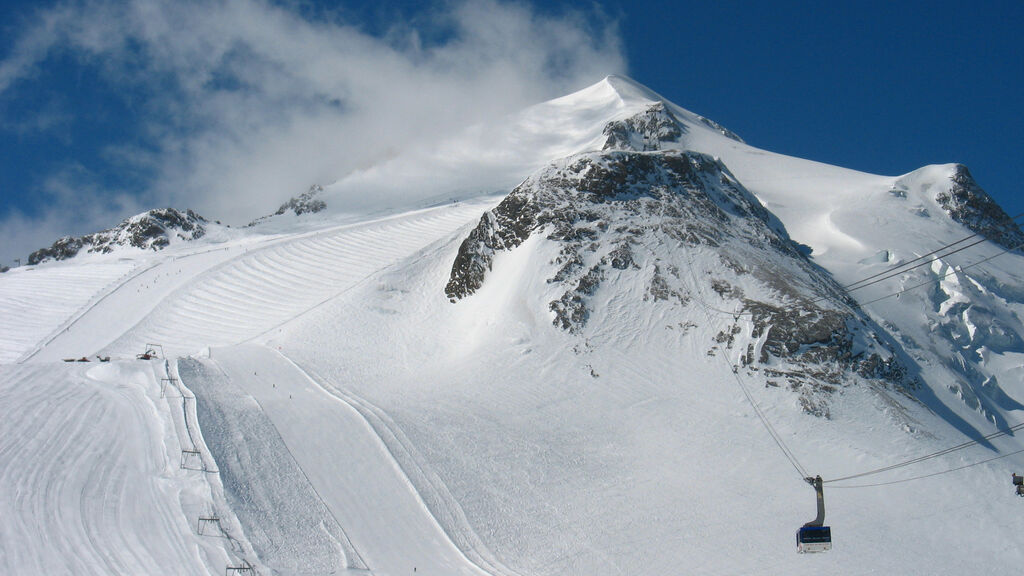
xmin=0 ymin=0 xmax=626 ymax=263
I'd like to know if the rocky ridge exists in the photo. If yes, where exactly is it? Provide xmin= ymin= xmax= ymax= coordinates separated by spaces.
xmin=447 ymin=104 xmax=916 ymax=416
xmin=28 ymin=208 xmax=207 ymax=265
xmin=248 ymin=185 xmax=326 ymax=226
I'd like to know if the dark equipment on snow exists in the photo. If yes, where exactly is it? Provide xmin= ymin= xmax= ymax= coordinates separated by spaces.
xmin=1013 ymin=473 xmax=1024 ymax=497
xmin=136 ymin=343 xmax=164 ymax=360
xmin=797 ymin=475 xmax=832 ymax=553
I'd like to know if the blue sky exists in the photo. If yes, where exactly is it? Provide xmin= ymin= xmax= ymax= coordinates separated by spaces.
xmin=1 ymin=0 xmax=1021 ymax=265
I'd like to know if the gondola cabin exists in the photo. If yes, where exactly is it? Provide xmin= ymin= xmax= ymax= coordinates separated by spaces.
xmin=797 ymin=525 xmax=832 ymax=553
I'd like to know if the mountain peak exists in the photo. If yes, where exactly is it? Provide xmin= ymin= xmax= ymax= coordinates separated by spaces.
xmin=27 ymin=208 xmax=208 ymax=265
xmin=600 ymin=74 xmax=663 ymax=105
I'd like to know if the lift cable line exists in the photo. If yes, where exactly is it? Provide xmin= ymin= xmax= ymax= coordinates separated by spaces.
xmin=854 ymin=238 xmax=1024 ymax=308
xmin=832 ymin=236 xmax=991 ymax=295
xmin=838 ymin=211 xmax=1024 ymax=293
xmin=694 ymin=217 xmax=1024 ymax=320
xmin=724 ymin=348 xmax=810 ymax=480
xmin=828 ymin=446 xmax=1024 ymax=489
xmin=661 ymin=201 xmax=811 ymax=483
xmin=823 ymin=420 xmax=1024 ymax=484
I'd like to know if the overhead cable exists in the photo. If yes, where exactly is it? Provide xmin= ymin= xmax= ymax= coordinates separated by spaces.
xmin=824 ymin=421 xmax=1024 ymax=484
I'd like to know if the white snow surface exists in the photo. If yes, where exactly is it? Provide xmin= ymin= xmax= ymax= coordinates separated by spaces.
xmin=2 ymin=75 xmax=1024 ymax=575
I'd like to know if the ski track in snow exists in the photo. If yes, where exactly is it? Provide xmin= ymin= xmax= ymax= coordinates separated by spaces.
xmin=0 ymin=261 xmax=136 ymax=363
xmin=186 ymin=344 xmax=500 ymax=576
xmin=95 ymin=201 xmax=496 ymax=359
xmin=0 ymin=361 xmax=239 ymax=576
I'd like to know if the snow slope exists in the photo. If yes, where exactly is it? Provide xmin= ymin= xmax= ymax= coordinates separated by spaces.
xmin=2 ymin=75 xmax=1024 ymax=576
xmin=0 ymin=360 xmax=254 ymax=575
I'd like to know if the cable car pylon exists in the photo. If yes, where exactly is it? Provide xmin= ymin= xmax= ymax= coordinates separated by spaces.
xmin=797 ymin=475 xmax=832 ymax=553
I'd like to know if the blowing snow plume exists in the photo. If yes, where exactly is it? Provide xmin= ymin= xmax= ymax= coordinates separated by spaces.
xmin=0 ymin=0 xmax=625 ymax=264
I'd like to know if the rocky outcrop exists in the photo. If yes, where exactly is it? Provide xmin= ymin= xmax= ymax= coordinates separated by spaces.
xmin=248 ymin=185 xmax=327 ymax=226
xmin=936 ymin=165 xmax=1024 ymax=249
xmin=28 ymin=208 xmax=207 ymax=265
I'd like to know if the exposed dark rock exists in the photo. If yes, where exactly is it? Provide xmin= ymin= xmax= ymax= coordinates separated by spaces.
xmin=28 ymin=208 xmax=207 ymax=265
xmin=602 ymin=103 xmax=683 ymax=151
xmin=935 ymin=165 xmax=1024 ymax=250
xmin=275 ymin=184 xmax=326 ymax=216
xmin=248 ymin=184 xmax=327 ymax=226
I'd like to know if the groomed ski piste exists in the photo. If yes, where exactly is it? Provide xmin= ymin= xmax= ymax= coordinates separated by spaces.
xmin=3 ymin=76 xmax=1024 ymax=575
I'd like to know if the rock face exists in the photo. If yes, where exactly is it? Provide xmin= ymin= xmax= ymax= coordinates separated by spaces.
xmin=248 ymin=185 xmax=327 ymax=226
xmin=446 ymin=104 xmax=916 ymax=416
xmin=28 ymin=208 xmax=207 ymax=265
xmin=275 ymin=184 xmax=327 ymax=216
xmin=935 ymin=165 xmax=1024 ymax=250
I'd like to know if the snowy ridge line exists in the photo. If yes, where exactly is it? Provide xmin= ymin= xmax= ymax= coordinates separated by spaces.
xmin=16 ymin=243 xmax=236 ymax=364
xmin=276 ymin=350 xmax=526 ymax=576
xmin=18 ymin=262 xmax=148 ymax=362
xmin=17 ymin=242 xmax=249 ymax=363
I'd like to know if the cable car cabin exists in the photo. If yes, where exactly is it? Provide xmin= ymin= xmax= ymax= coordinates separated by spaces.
xmin=796 ymin=525 xmax=832 ymax=553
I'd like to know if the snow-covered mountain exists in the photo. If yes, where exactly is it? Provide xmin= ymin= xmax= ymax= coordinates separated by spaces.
xmin=2 ymin=76 xmax=1024 ymax=576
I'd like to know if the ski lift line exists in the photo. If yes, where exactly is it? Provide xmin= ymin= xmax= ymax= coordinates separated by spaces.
xmin=824 ymin=420 xmax=1024 ymax=484
xmin=671 ymin=210 xmax=811 ymax=481
xmin=854 ymin=238 xmax=1024 ymax=308
xmin=725 ymin=356 xmax=810 ymax=480
xmin=692 ymin=229 xmax=1024 ymax=322
xmin=827 ymin=446 xmax=1024 ymax=489
xmin=839 ymin=211 xmax=1024 ymax=292
xmin=803 ymin=211 xmax=1024 ymax=306
xmin=658 ymin=195 xmax=1023 ymax=487
xmin=839 ymin=236 xmax=992 ymax=294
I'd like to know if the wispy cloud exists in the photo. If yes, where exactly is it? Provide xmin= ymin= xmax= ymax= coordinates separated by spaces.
xmin=0 ymin=0 xmax=625 ymax=263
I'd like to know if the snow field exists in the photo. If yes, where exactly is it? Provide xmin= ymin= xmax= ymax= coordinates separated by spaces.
xmin=0 ymin=259 xmax=137 ymax=363
xmin=0 ymin=360 xmax=249 ymax=575
xmin=99 ymin=199 xmax=500 ymax=359
xmin=275 ymin=207 xmax=1024 ymax=575
xmin=184 ymin=344 xmax=503 ymax=576
xmin=3 ymin=75 xmax=1024 ymax=576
